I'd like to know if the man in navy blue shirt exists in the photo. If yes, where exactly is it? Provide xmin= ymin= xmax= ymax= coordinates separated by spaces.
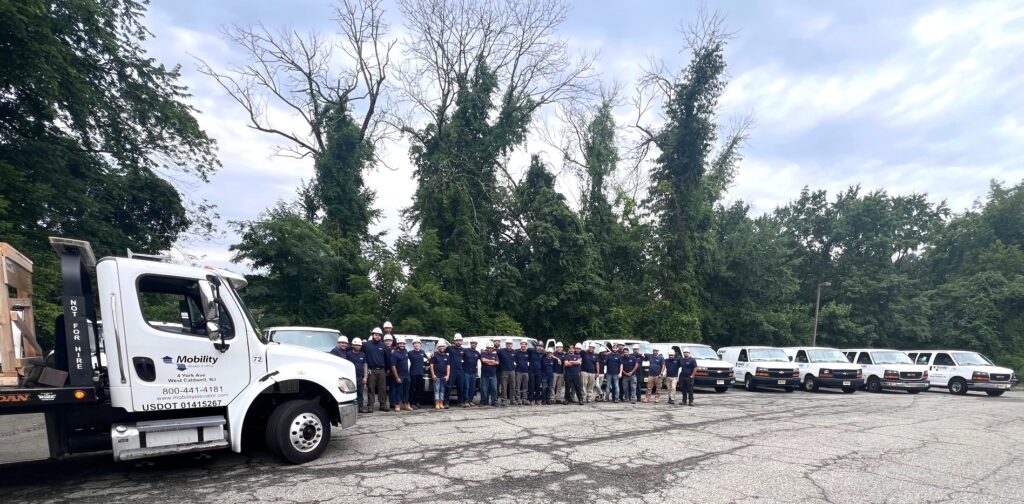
xmin=497 ymin=339 xmax=517 ymax=406
xmin=480 ymin=345 xmax=500 ymax=407
xmin=363 ymin=327 xmax=390 ymax=412
xmin=528 ymin=341 xmax=545 ymax=405
xmin=551 ymin=342 xmax=565 ymax=403
xmin=346 ymin=338 xmax=368 ymax=412
xmin=429 ymin=341 xmax=450 ymax=410
xmin=603 ymin=347 xmax=622 ymax=402
xmin=679 ymin=348 xmax=698 ymax=406
xmin=407 ymin=338 xmax=427 ymax=409
xmin=563 ymin=344 xmax=584 ymax=405
xmin=644 ymin=348 xmax=667 ymax=403
xmin=581 ymin=343 xmax=600 ymax=403
xmin=664 ymin=349 xmax=682 ymax=405
xmin=390 ymin=339 xmax=411 ymax=412
xmin=448 ymin=334 xmax=466 ymax=407
xmin=541 ymin=348 xmax=556 ymax=404
xmin=463 ymin=339 xmax=481 ymax=406
xmin=513 ymin=340 xmax=531 ymax=406
xmin=329 ymin=335 xmax=349 ymax=358
xmin=621 ymin=346 xmax=640 ymax=403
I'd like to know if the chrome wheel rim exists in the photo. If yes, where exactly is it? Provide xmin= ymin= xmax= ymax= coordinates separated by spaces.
xmin=289 ymin=412 xmax=324 ymax=453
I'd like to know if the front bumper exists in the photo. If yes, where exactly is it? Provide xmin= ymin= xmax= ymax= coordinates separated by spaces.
xmin=752 ymin=376 xmax=800 ymax=388
xmin=881 ymin=380 xmax=930 ymax=391
xmin=968 ymin=381 xmax=1014 ymax=391
xmin=695 ymin=376 xmax=735 ymax=388
xmin=338 ymin=402 xmax=358 ymax=429
xmin=817 ymin=377 xmax=864 ymax=389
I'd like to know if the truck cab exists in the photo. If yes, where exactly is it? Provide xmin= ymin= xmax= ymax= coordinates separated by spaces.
xmin=718 ymin=346 xmax=799 ymax=392
xmin=780 ymin=347 xmax=863 ymax=393
xmin=905 ymin=350 xmax=1016 ymax=396
xmin=841 ymin=349 xmax=929 ymax=394
xmin=1 ymin=238 xmax=358 ymax=465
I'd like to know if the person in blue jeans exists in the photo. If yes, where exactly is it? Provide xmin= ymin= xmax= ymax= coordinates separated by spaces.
xmin=390 ymin=339 xmax=411 ymax=412
xmin=479 ymin=346 xmax=500 ymax=406
xmin=463 ymin=339 xmax=481 ymax=406
xmin=430 ymin=341 xmax=450 ymax=410
xmin=346 ymin=338 xmax=368 ymax=411
xmin=621 ymin=346 xmax=640 ymax=403
xmin=447 ymin=334 xmax=465 ymax=407
xmin=603 ymin=346 xmax=622 ymax=402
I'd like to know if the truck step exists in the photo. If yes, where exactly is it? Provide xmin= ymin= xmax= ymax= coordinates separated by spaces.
xmin=112 ymin=415 xmax=228 ymax=461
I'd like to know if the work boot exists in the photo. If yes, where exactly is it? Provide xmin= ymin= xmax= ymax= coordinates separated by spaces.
xmin=689 ymin=401 xmax=694 ymax=406
xmin=394 ymin=406 xmax=401 ymax=412
xmin=654 ymin=396 xmax=659 ymax=404
xmin=668 ymin=399 xmax=675 ymax=405
xmin=403 ymin=404 xmax=413 ymax=411
xmin=642 ymin=397 xmax=649 ymax=403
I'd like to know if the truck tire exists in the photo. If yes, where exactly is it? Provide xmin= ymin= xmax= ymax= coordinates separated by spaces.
xmin=985 ymin=390 xmax=1005 ymax=397
xmin=744 ymin=374 xmax=757 ymax=391
xmin=803 ymin=375 xmax=819 ymax=392
xmin=265 ymin=400 xmax=331 ymax=464
xmin=866 ymin=376 xmax=882 ymax=393
xmin=842 ymin=387 xmax=856 ymax=394
xmin=948 ymin=378 xmax=968 ymax=395
xmin=714 ymin=386 xmax=729 ymax=393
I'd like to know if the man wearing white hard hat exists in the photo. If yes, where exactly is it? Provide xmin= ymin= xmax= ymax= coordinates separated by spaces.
xmin=580 ymin=342 xmax=599 ymax=403
xmin=429 ymin=340 xmax=450 ymax=410
xmin=408 ymin=338 xmax=427 ymax=409
xmin=497 ymin=339 xmax=517 ymax=406
xmin=643 ymin=347 xmax=666 ymax=403
xmin=448 ymin=333 xmax=466 ymax=407
xmin=329 ymin=334 xmax=349 ymax=358
xmin=664 ymin=348 xmax=682 ymax=405
xmin=363 ymin=327 xmax=390 ymax=412
xmin=551 ymin=342 xmax=566 ymax=403
xmin=563 ymin=343 xmax=584 ymax=405
xmin=346 ymin=338 xmax=368 ymax=412
xmin=383 ymin=332 xmax=396 ymax=409
xmin=463 ymin=337 xmax=481 ymax=406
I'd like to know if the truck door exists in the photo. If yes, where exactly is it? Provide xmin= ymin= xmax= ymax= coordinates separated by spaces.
xmin=795 ymin=350 xmax=810 ymax=379
xmin=931 ymin=353 xmax=954 ymax=386
xmin=117 ymin=268 xmax=251 ymax=413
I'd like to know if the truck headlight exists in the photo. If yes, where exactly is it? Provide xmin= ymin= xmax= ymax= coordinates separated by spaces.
xmin=338 ymin=378 xmax=357 ymax=393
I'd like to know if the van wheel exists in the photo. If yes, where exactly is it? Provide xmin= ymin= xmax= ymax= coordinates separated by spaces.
xmin=866 ymin=376 xmax=882 ymax=393
xmin=803 ymin=375 xmax=819 ymax=392
xmin=842 ymin=387 xmax=856 ymax=394
xmin=986 ymin=390 xmax=1005 ymax=397
xmin=907 ymin=390 xmax=922 ymax=394
xmin=784 ymin=387 xmax=794 ymax=393
xmin=265 ymin=400 xmax=331 ymax=464
xmin=948 ymin=378 xmax=968 ymax=395
xmin=714 ymin=387 xmax=729 ymax=393
xmin=744 ymin=374 xmax=757 ymax=391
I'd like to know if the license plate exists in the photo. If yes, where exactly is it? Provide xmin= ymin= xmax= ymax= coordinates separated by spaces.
xmin=716 ymin=380 xmax=725 ymax=385
xmin=999 ymin=384 xmax=1010 ymax=389
xmin=777 ymin=380 xmax=786 ymax=385
xmin=842 ymin=381 xmax=851 ymax=386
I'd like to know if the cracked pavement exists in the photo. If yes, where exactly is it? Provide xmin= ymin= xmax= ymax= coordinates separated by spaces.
xmin=1 ymin=389 xmax=1022 ymax=503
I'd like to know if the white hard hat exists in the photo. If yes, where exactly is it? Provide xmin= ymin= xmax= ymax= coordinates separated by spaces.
xmin=352 ymin=337 xmax=363 ymax=345
xmin=337 ymin=335 xmax=349 ymax=343
xmin=383 ymin=321 xmax=393 ymax=329
xmin=412 ymin=337 xmax=421 ymax=343
xmin=575 ymin=343 xmax=582 ymax=349
xmin=371 ymin=327 xmax=383 ymax=334
xmin=437 ymin=340 xmax=448 ymax=348
xmin=555 ymin=342 xmax=563 ymax=348
xmin=683 ymin=348 xmax=691 ymax=353
xmin=546 ymin=348 xmax=554 ymax=353
xmin=653 ymin=347 xmax=660 ymax=352
xmin=504 ymin=339 xmax=513 ymax=345
xmin=453 ymin=333 xmax=463 ymax=341
xmin=632 ymin=344 xmax=640 ymax=349
xmin=383 ymin=334 xmax=394 ymax=341
xmin=588 ymin=342 xmax=595 ymax=348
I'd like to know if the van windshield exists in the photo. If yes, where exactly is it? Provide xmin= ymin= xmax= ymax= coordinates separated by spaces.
xmin=871 ymin=351 xmax=912 ymax=364
xmin=951 ymin=352 xmax=992 ymax=366
xmin=749 ymin=348 xmax=788 ymax=362
xmin=808 ymin=349 xmax=851 ymax=363
xmin=684 ymin=346 xmax=719 ymax=359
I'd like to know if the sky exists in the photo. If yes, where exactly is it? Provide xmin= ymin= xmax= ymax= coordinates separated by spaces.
xmin=141 ymin=0 xmax=1024 ymax=270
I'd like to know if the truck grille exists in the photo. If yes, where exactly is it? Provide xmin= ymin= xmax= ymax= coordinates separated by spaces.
xmin=832 ymin=370 xmax=859 ymax=379
xmin=900 ymin=371 xmax=924 ymax=380
xmin=990 ymin=374 xmax=1011 ymax=382
xmin=706 ymin=368 xmax=731 ymax=377
xmin=767 ymin=369 xmax=793 ymax=377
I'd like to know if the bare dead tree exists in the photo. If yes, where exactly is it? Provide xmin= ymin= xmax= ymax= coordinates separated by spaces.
xmin=394 ymin=0 xmax=597 ymax=136
xmin=195 ymin=0 xmax=396 ymax=164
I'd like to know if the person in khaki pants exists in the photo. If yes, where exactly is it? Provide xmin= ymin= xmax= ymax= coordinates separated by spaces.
xmin=580 ymin=342 xmax=600 ymax=403
xmin=664 ymin=349 xmax=682 ymax=404
xmin=551 ymin=342 xmax=565 ymax=402
xmin=643 ymin=347 xmax=667 ymax=403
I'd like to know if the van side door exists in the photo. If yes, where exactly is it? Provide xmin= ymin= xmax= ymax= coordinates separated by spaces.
xmin=931 ymin=353 xmax=955 ymax=385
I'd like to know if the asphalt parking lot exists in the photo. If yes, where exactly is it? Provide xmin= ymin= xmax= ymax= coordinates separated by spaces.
xmin=1 ymin=388 xmax=1022 ymax=503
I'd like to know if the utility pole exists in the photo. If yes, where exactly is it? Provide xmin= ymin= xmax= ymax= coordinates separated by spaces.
xmin=812 ymin=281 xmax=831 ymax=346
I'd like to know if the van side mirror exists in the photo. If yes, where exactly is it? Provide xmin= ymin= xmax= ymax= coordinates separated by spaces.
xmin=789 ymin=356 xmax=794 ymax=362
xmin=198 ymin=278 xmax=221 ymax=342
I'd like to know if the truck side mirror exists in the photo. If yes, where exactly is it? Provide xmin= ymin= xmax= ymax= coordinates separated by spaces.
xmin=789 ymin=356 xmax=793 ymax=361
xmin=198 ymin=279 xmax=221 ymax=342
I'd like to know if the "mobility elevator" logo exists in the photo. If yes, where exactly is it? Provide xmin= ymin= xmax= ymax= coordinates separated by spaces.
xmin=162 ymin=355 xmax=219 ymax=371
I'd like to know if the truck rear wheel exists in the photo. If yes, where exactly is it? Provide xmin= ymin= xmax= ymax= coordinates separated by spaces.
xmin=986 ymin=390 xmax=1005 ymax=397
xmin=948 ymin=378 xmax=968 ymax=395
xmin=265 ymin=400 xmax=331 ymax=464
xmin=714 ymin=387 xmax=729 ymax=393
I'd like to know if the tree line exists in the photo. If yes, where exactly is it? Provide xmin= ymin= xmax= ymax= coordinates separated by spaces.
xmin=2 ymin=1 xmax=1022 ymax=371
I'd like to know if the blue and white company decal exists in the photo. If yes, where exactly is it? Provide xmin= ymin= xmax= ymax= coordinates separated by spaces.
xmin=143 ymin=355 xmax=229 ymax=411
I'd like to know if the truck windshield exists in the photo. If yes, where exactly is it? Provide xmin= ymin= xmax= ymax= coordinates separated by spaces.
xmin=951 ymin=352 xmax=992 ymax=366
xmin=272 ymin=330 xmax=338 ymax=352
xmin=223 ymin=281 xmax=264 ymax=342
xmin=749 ymin=348 xmax=788 ymax=362
xmin=871 ymin=351 xmax=912 ymax=364
xmin=684 ymin=346 xmax=719 ymax=359
xmin=808 ymin=349 xmax=851 ymax=363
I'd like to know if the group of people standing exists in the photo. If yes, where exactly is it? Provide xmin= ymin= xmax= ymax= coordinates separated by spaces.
xmin=329 ymin=323 xmax=701 ymax=413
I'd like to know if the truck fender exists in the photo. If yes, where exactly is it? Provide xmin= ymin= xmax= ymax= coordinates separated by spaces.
xmin=227 ymin=362 xmax=355 ymax=452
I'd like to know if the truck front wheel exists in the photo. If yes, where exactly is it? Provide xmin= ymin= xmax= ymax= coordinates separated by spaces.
xmin=265 ymin=400 xmax=332 ymax=464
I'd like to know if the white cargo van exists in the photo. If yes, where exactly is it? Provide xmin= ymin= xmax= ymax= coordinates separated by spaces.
xmin=780 ymin=347 xmax=863 ymax=393
xmin=841 ymin=349 xmax=929 ymax=393
xmin=652 ymin=343 xmax=735 ymax=392
xmin=905 ymin=350 xmax=1017 ymax=396
xmin=717 ymin=346 xmax=799 ymax=392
